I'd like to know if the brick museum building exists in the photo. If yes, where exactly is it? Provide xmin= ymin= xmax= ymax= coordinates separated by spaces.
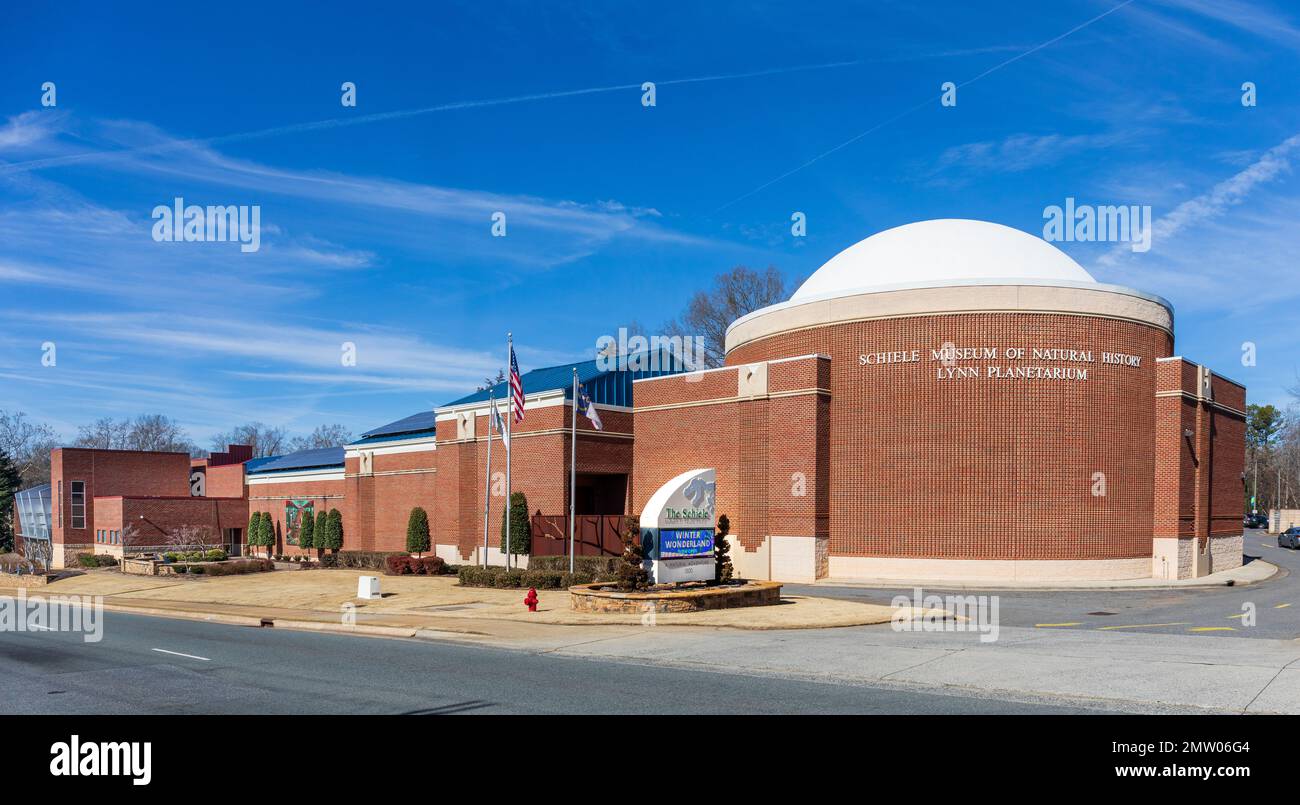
xmin=13 ymin=219 xmax=1245 ymax=583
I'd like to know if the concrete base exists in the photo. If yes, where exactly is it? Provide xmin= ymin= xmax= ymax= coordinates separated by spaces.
xmin=729 ymin=534 xmax=828 ymax=583
xmin=1152 ymin=534 xmax=1243 ymax=580
xmin=829 ymin=555 xmax=1152 ymax=583
xmin=469 ymin=546 xmax=529 ymax=569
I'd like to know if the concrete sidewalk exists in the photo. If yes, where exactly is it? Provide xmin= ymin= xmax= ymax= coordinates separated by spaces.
xmin=814 ymin=558 xmax=1278 ymax=591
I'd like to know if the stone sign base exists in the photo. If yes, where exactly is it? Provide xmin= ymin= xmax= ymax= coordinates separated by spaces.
xmin=569 ymin=580 xmax=782 ymax=614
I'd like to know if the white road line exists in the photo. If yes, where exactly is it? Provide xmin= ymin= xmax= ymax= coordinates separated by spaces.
xmin=151 ymin=648 xmax=209 ymax=661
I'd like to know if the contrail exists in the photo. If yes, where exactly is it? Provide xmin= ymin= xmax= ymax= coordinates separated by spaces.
xmin=0 ymin=59 xmax=873 ymax=176
xmin=713 ymin=0 xmax=1140 ymax=212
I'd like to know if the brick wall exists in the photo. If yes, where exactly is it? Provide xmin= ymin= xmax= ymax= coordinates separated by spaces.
xmin=50 ymin=448 xmax=192 ymax=563
xmin=634 ymin=356 xmax=829 ymax=560
xmin=1153 ymin=360 xmax=1246 ymax=542
xmin=435 ymin=403 xmax=635 ymax=560
xmin=250 ymin=476 xmax=348 ymax=555
xmin=93 ymin=496 xmax=247 ymax=553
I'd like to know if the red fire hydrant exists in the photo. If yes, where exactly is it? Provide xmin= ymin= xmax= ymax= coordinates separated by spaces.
xmin=524 ymin=587 xmax=539 ymax=612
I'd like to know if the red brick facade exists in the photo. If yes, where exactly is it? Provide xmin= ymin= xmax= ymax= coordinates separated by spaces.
xmin=48 ymin=448 xmax=193 ymax=565
xmin=636 ymin=305 xmax=1245 ymax=581
xmin=93 ymin=496 xmax=248 ymax=554
xmin=434 ymin=400 xmax=634 ymax=560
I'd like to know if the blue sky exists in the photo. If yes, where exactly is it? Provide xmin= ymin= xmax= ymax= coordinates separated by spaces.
xmin=2 ymin=0 xmax=1299 ymax=445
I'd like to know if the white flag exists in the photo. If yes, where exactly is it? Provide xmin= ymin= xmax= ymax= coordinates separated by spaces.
xmin=491 ymin=396 xmax=509 ymax=446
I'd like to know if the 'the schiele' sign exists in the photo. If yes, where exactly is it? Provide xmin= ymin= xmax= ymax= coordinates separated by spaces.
xmin=640 ymin=468 xmax=716 ymax=584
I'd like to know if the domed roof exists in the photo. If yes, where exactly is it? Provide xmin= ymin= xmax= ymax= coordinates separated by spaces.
xmin=790 ymin=219 xmax=1096 ymax=301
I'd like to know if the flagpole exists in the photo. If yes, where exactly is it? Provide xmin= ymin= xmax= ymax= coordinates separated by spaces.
xmin=569 ymin=367 xmax=577 ymax=574
xmin=505 ymin=332 xmax=513 ymax=570
xmin=482 ymin=391 xmax=494 ymax=568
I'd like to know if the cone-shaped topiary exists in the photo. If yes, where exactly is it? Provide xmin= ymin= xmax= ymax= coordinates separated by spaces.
xmin=314 ymin=509 xmax=329 ymax=559
xmin=499 ymin=491 xmax=530 ymax=556
xmin=406 ymin=507 xmax=431 ymax=556
xmin=713 ymin=514 xmax=733 ymax=584
xmin=247 ymin=512 xmax=261 ymax=552
xmin=615 ymin=516 xmax=649 ymax=591
xmin=259 ymin=512 xmax=276 ymax=557
xmin=323 ymin=508 xmax=344 ymax=553
xmin=298 ymin=507 xmax=315 ymax=552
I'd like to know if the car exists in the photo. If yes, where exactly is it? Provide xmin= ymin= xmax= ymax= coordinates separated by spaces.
xmin=1278 ymin=528 xmax=1300 ymax=549
xmin=1248 ymin=514 xmax=1270 ymax=529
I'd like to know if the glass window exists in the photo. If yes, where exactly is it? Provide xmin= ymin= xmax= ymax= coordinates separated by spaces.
xmin=57 ymin=481 xmax=63 ymax=527
xmin=70 ymin=481 xmax=85 ymax=530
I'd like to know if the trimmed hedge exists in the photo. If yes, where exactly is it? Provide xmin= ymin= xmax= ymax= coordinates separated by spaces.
xmin=384 ymin=555 xmax=447 ymax=576
xmin=457 ymin=565 xmax=593 ymax=590
xmin=76 ymin=553 xmax=120 ymax=568
xmin=527 ymin=555 xmax=619 ymax=578
xmin=331 ymin=550 xmax=406 ymax=570
xmin=163 ymin=549 xmax=227 ymax=564
xmin=203 ymin=558 xmax=274 ymax=576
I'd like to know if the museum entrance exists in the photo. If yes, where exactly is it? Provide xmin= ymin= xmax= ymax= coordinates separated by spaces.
xmin=574 ymin=472 xmax=627 ymax=515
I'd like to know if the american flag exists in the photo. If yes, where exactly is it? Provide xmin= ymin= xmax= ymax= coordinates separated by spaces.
xmin=509 ymin=345 xmax=524 ymax=422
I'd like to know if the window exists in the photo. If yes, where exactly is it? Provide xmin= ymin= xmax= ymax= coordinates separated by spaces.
xmin=70 ymin=481 xmax=86 ymax=530
xmin=57 ymin=481 xmax=63 ymax=528
xmin=96 ymin=529 xmax=103 ymax=543
xmin=113 ymin=530 xmax=121 ymax=545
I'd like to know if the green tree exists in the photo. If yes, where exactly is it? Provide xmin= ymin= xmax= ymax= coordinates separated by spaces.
xmin=322 ymin=508 xmax=344 ymax=553
xmin=298 ymin=506 xmax=315 ymax=552
xmin=1247 ymin=404 xmax=1285 ymax=450
xmin=499 ymin=491 xmax=530 ymax=555
xmin=615 ymin=516 xmax=649 ymax=591
xmin=1247 ymin=405 xmax=1286 ymax=512
xmin=246 ymin=512 xmax=261 ymax=553
xmin=260 ymin=512 xmax=276 ymax=557
xmin=314 ymin=510 xmax=329 ymax=559
xmin=406 ymin=507 xmax=430 ymax=556
xmin=713 ymin=514 xmax=734 ymax=584
xmin=0 ymin=449 xmax=22 ymax=553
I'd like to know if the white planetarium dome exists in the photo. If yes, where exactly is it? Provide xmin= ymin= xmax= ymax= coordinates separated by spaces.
xmin=790 ymin=219 xmax=1096 ymax=301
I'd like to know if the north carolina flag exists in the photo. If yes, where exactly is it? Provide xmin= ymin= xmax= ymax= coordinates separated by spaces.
xmin=578 ymin=386 xmax=603 ymax=431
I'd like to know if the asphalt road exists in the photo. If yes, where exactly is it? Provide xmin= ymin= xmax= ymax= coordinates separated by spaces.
xmin=785 ymin=528 xmax=1299 ymax=639
xmin=0 ymin=607 xmax=1115 ymax=714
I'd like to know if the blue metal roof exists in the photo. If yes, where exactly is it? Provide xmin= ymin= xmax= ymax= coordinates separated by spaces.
xmin=351 ymin=349 xmax=691 ymax=446
xmin=360 ymin=410 xmax=437 ymax=439
xmin=245 ymin=447 xmax=345 ymax=475
xmin=242 ymin=455 xmax=280 ymax=473
xmin=442 ymin=350 xmax=688 ymax=409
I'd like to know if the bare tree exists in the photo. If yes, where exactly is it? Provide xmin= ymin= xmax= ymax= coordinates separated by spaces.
xmin=74 ymin=417 xmax=131 ymax=450
xmin=126 ymin=414 xmax=196 ymax=453
xmin=119 ymin=524 xmax=141 ymax=552
xmin=475 ymin=368 xmax=507 ymax=393
xmin=287 ymin=424 xmax=354 ymax=452
xmin=0 ymin=410 xmax=59 ymax=488
xmin=165 ymin=524 xmax=215 ymax=554
xmin=663 ymin=266 xmax=788 ymax=368
xmin=210 ymin=422 xmax=288 ymax=458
